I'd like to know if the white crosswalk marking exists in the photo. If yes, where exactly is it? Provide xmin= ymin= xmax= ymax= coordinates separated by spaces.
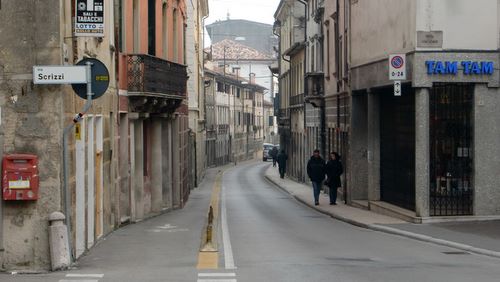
xmin=59 ymin=273 xmax=104 ymax=282
xmin=198 ymin=279 xmax=237 ymax=282
xmin=65 ymin=274 xmax=104 ymax=278
xmin=59 ymin=280 xmax=99 ymax=282
xmin=198 ymin=273 xmax=236 ymax=277
xmin=197 ymin=272 xmax=237 ymax=282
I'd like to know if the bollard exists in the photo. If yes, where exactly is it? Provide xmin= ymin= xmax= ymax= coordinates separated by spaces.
xmin=208 ymin=206 xmax=214 ymax=225
xmin=48 ymin=211 xmax=71 ymax=271
xmin=206 ymin=224 xmax=212 ymax=244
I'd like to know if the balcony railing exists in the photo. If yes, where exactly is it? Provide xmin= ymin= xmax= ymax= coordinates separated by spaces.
xmin=127 ymin=54 xmax=187 ymax=97
xmin=290 ymin=94 xmax=304 ymax=106
xmin=218 ymin=124 xmax=230 ymax=134
xmin=206 ymin=130 xmax=216 ymax=140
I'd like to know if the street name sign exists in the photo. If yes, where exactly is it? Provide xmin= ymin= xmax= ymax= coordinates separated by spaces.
xmin=33 ymin=66 xmax=87 ymax=84
xmin=75 ymin=0 xmax=105 ymax=37
xmin=389 ymin=54 xmax=406 ymax=80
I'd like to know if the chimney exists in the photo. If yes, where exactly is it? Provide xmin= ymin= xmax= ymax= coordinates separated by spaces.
xmin=249 ymin=73 xmax=256 ymax=84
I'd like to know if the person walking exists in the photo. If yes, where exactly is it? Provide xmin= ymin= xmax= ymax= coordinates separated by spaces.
xmin=277 ymin=149 xmax=288 ymax=179
xmin=307 ymin=149 xmax=326 ymax=206
xmin=325 ymin=152 xmax=343 ymax=205
xmin=270 ymin=146 xmax=279 ymax=167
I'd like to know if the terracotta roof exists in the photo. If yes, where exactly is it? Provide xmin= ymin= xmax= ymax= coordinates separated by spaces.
xmin=207 ymin=39 xmax=274 ymax=61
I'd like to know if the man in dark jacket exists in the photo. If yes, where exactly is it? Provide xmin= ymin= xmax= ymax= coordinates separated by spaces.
xmin=307 ymin=149 xmax=326 ymax=205
xmin=277 ymin=149 xmax=288 ymax=179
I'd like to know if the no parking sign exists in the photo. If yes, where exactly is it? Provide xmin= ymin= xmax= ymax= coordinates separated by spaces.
xmin=389 ymin=54 xmax=406 ymax=80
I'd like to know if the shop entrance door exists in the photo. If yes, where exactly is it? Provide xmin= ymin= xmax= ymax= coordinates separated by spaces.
xmin=380 ymin=87 xmax=416 ymax=211
xmin=430 ymin=84 xmax=473 ymax=216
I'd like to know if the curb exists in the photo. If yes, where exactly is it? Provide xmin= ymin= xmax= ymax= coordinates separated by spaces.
xmin=264 ymin=173 xmax=500 ymax=260
xmin=368 ymin=224 xmax=500 ymax=259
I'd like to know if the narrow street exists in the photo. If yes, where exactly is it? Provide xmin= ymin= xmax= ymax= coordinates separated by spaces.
xmin=2 ymin=161 xmax=500 ymax=282
xmin=222 ymin=162 xmax=500 ymax=282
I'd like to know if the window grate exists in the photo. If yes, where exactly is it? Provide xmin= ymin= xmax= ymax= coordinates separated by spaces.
xmin=430 ymin=84 xmax=474 ymax=216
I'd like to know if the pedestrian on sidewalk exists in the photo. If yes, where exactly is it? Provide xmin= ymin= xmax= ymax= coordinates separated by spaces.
xmin=325 ymin=152 xmax=343 ymax=205
xmin=270 ymin=146 xmax=279 ymax=167
xmin=277 ymin=149 xmax=288 ymax=179
xmin=307 ymin=149 xmax=326 ymax=206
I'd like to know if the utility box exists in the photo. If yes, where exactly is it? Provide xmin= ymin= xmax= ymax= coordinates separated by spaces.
xmin=2 ymin=154 xmax=39 ymax=200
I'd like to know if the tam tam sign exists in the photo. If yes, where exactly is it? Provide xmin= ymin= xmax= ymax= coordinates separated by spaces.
xmin=426 ymin=61 xmax=494 ymax=75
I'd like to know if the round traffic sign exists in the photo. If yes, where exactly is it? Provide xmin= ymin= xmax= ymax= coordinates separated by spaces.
xmin=391 ymin=56 xmax=404 ymax=69
xmin=71 ymin=58 xmax=110 ymax=100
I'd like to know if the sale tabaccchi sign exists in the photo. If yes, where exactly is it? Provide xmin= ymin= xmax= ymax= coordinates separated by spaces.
xmin=74 ymin=0 xmax=105 ymax=37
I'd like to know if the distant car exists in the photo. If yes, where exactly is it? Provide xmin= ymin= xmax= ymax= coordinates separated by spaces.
xmin=263 ymin=143 xmax=274 ymax=161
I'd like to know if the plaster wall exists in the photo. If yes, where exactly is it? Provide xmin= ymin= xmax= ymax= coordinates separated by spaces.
xmin=416 ymin=0 xmax=498 ymax=50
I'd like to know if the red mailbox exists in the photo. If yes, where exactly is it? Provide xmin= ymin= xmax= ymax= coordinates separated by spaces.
xmin=2 ymin=154 xmax=39 ymax=201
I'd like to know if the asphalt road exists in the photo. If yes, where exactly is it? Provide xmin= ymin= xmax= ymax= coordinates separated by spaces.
xmin=2 ymin=161 xmax=500 ymax=282
xmin=221 ymin=162 xmax=500 ymax=282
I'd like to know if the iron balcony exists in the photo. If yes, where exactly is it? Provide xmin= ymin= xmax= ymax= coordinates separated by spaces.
xmin=126 ymin=54 xmax=188 ymax=113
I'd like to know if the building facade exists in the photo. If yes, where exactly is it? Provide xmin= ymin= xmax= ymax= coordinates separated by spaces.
xmin=0 ymin=0 xmax=119 ymax=270
xmin=205 ymin=68 xmax=266 ymax=167
xmin=206 ymin=19 xmax=279 ymax=56
xmin=187 ymin=0 xmax=209 ymax=188
xmin=274 ymin=0 xmax=307 ymax=182
xmin=263 ymin=99 xmax=279 ymax=146
xmin=0 ymin=0 xmax=196 ymax=271
xmin=322 ymin=0 xmax=351 ymax=200
xmin=275 ymin=0 xmax=500 ymax=220
xmin=347 ymin=0 xmax=500 ymax=219
xmin=117 ymin=0 xmax=190 ymax=223
xmin=208 ymin=39 xmax=278 ymax=102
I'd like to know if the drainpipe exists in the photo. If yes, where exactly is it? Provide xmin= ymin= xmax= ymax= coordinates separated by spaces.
xmin=272 ymin=20 xmax=283 ymax=151
xmin=318 ymin=7 xmax=327 ymax=163
xmin=334 ymin=0 xmax=341 ymax=152
xmin=62 ymin=62 xmax=94 ymax=261
xmin=296 ymin=0 xmax=307 ymax=182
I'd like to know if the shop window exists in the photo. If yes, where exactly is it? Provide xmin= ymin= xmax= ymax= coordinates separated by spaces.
xmin=430 ymin=84 xmax=474 ymax=216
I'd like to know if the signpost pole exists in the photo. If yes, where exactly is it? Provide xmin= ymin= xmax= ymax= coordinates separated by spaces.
xmin=62 ymin=61 xmax=94 ymax=261
xmin=82 ymin=61 xmax=94 ymax=111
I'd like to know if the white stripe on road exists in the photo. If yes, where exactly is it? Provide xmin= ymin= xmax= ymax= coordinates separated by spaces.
xmin=65 ymin=274 xmax=104 ymax=278
xmin=197 ymin=280 xmax=237 ymax=282
xmin=198 ymin=273 xmax=236 ymax=277
xmin=221 ymin=185 xmax=236 ymax=270
xmin=59 ymin=280 xmax=99 ymax=282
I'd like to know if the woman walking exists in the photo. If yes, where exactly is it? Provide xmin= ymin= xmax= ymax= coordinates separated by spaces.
xmin=325 ymin=152 xmax=343 ymax=205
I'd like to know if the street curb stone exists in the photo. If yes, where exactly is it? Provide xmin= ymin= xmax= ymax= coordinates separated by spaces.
xmin=264 ymin=173 xmax=500 ymax=260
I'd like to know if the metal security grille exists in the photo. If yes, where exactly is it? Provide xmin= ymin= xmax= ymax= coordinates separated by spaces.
xmin=430 ymin=84 xmax=473 ymax=216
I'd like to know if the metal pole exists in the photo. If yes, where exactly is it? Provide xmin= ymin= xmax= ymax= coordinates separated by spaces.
xmin=62 ymin=61 xmax=93 ymax=261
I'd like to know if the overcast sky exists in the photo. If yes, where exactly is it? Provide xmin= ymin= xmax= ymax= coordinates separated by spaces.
xmin=206 ymin=0 xmax=280 ymax=25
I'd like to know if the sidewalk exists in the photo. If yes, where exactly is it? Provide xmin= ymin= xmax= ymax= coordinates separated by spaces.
xmin=264 ymin=165 xmax=500 ymax=259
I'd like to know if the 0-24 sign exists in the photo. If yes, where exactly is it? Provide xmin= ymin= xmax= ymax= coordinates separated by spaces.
xmin=389 ymin=54 xmax=406 ymax=80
